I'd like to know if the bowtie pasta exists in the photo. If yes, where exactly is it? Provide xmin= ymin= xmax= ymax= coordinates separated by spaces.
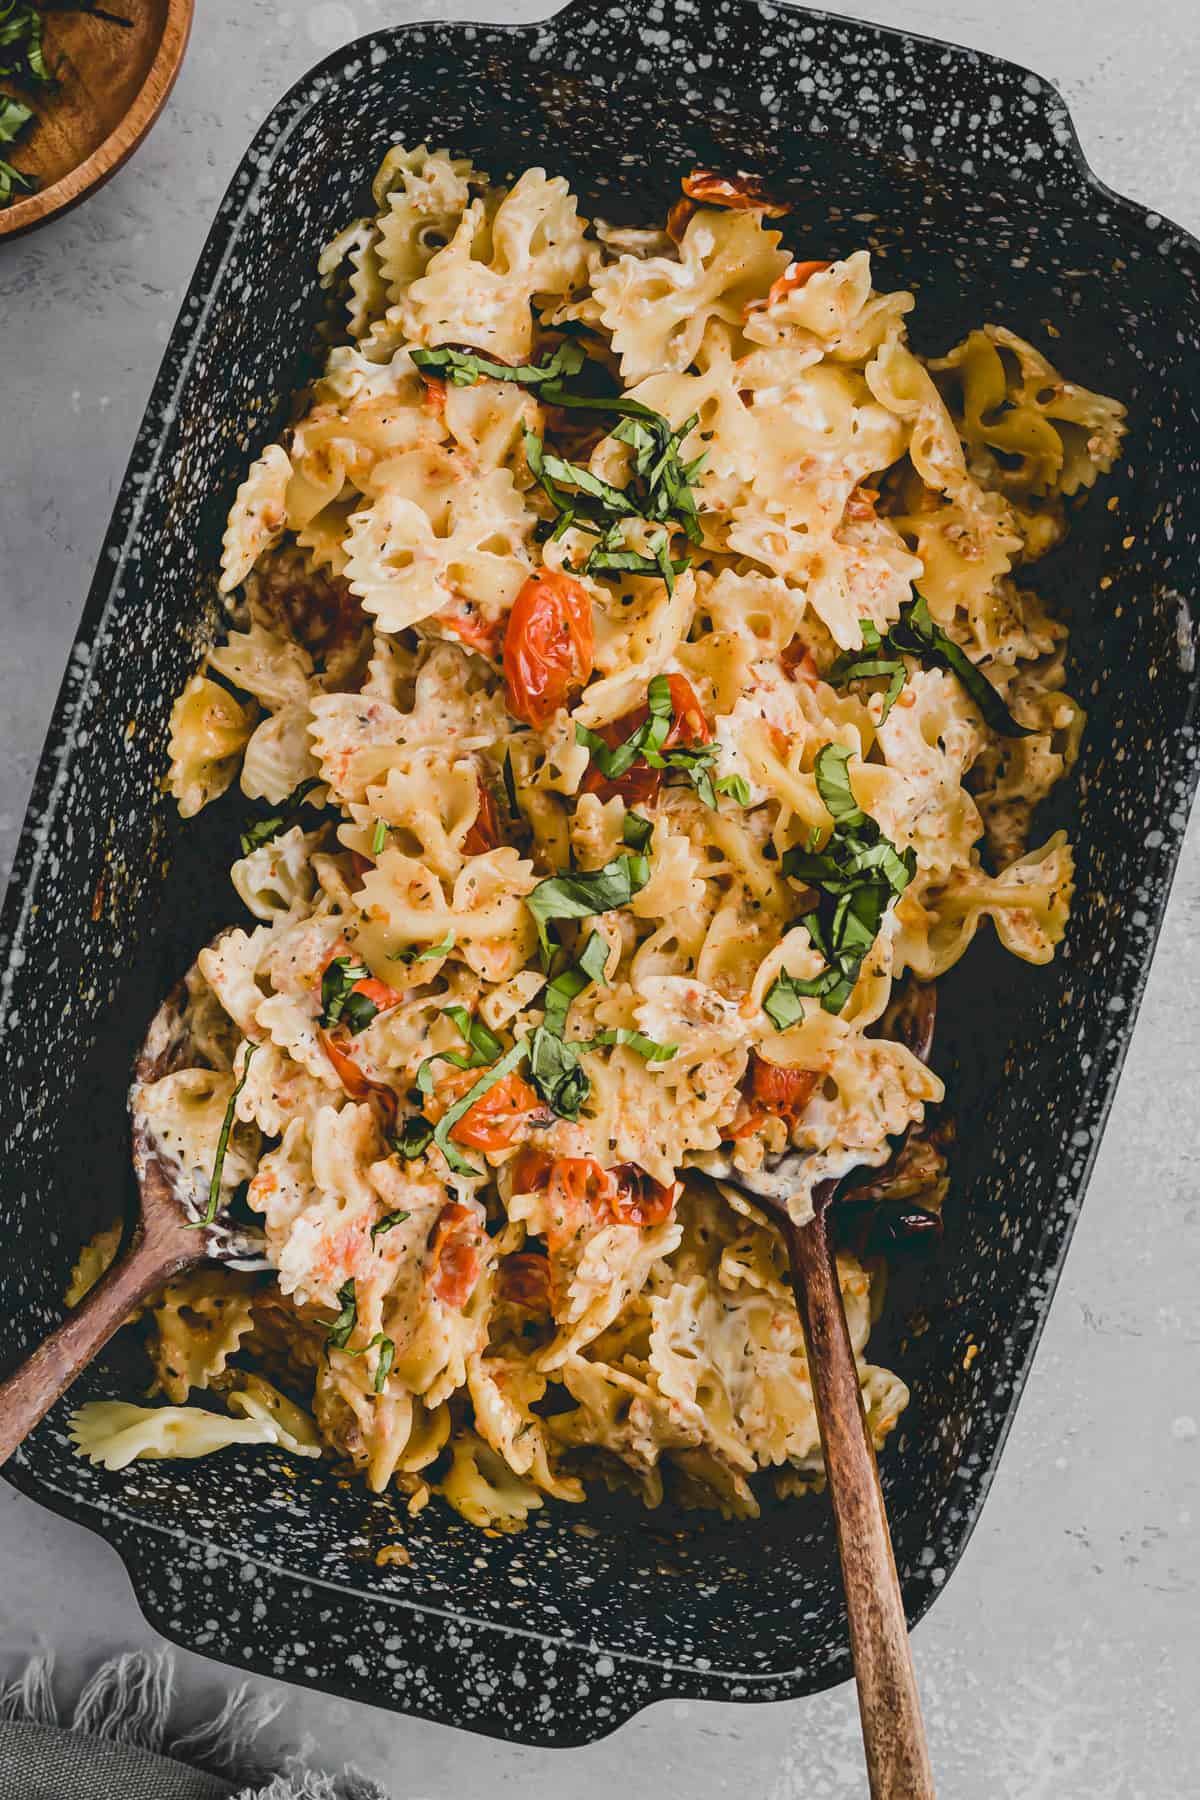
xmin=75 ymin=152 xmax=1124 ymax=1530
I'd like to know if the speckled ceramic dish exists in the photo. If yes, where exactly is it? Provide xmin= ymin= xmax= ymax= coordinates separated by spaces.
xmin=2 ymin=0 xmax=1198 ymax=1746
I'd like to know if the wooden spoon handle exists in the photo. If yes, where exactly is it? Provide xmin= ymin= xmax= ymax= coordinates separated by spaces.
xmin=0 ymin=1230 xmax=198 ymax=1466
xmin=787 ymin=1210 xmax=935 ymax=1799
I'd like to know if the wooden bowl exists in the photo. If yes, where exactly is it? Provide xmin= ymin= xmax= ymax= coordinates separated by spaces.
xmin=0 ymin=0 xmax=193 ymax=240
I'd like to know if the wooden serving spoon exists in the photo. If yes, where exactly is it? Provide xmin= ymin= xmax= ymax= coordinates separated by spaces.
xmin=693 ymin=983 xmax=939 ymax=1798
xmin=0 ymin=973 xmax=268 ymax=1466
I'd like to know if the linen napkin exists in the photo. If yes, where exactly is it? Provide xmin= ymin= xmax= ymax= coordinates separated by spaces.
xmin=0 ymin=1651 xmax=389 ymax=1800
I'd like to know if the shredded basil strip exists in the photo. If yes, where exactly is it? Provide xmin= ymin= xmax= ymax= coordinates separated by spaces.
xmin=813 ymin=742 xmax=866 ymax=827
xmin=371 ymin=1209 xmax=410 ymax=1240
xmin=542 ymin=931 xmax=609 ymax=1036
xmin=524 ymin=932 xmax=610 ymax=1119
xmin=622 ymin=810 xmax=653 ymax=851
xmin=586 ymin=1027 xmax=678 ymax=1063
xmin=829 ymin=597 xmax=1032 ymax=736
xmin=195 ymin=1043 xmax=257 ymax=1228
xmin=416 ymin=1006 xmax=504 ymax=1096
xmin=239 ymin=777 xmax=322 ymax=856
xmin=826 ymin=617 xmax=908 ymax=722
xmin=320 ymin=956 xmax=378 ymax=1034
xmin=370 ymin=818 xmax=388 ymax=856
xmin=775 ymin=744 xmax=916 ymax=1015
xmin=502 ymin=749 xmax=521 ymax=820
xmin=715 ymin=773 xmax=752 ymax=805
xmin=326 ymin=1279 xmax=358 ymax=1351
xmin=575 ymin=674 xmax=673 ymax=781
xmin=525 ymin=852 xmax=651 ymax=963
xmin=412 ymin=340 xmax=586 ymax=390
xmin=393 ymin=1117 xmax=434 ymax=1161
xmin=390 ymin=930 xmax=455 ymax=964
xmin=329 ymin=1306 xmax=395 ymax=1391
xmin=372 ymin=1336 xmax=395 ymax=1392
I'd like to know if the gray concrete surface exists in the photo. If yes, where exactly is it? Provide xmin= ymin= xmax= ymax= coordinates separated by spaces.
xmin=1 ymin=2 xmax=1197 ymax=1793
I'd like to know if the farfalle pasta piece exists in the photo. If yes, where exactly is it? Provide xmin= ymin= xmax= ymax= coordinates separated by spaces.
xmin=373 ymin=145 xmax=479 ymax=303
xmin=930 ymin=325 xmax=1127 ymax=499
xmin=230 ymin=824 xmax=323 ymax=922
xmin=220 ymin=443 xmax=292 ymax=594
xmin=397 ymin=170 xmax=590 ymax=362
xmin=166 ymin=675 xmax=257 ymax=818
xmin=69 ymin=1394 xmax=321 ymax=1471
xmin=149 ymin=1267 xmax=260 ymax=1403
xmin=240 ymin=702 xmax=324 ymax=804
xmin=896 ymin=831 xmax=1075 ymax=976
xmin=207 ymin=622 xmax=315 ymax=713
xmin=344 ymin=455 xmax=533 ymax=634
xmin=743 ymin=250 xmax=914 ymax=361
xmin=594 ymin=208 xmax=790 ymax=382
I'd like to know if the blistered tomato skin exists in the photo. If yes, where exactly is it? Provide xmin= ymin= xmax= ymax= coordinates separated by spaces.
xmin=502 ymin=571 xmax=595 ymax=727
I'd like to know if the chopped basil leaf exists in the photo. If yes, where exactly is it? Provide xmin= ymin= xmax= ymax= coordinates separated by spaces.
xmin=588 ymin=1027 xmax=678 ymax=1063
xmin=416 ymin=1006 xmax=504 ymax=1096
xmin=320 ymin=956 xmax=377 ymax=1034
xmin=527 ymin=1025 xmax=591 ymax=1120
xmin=390 ymin=930 xmax=455 ymax=964
xmin=826 ymin=637 xmax=908 ymax=721
xmin=370 ymin=818 xmax=388 ymax=856
xmin=525 ymin=853 xmax=651 ymax=962
xmin=332 ymin=1314 xmax=395 ymax=1392
xmin=412 ymin=340 xmax=586 ymax=390
xmin=372 ymin=1336 xmax=395 ymax=1392
xmin=525 ymin=931 xmax=610 ymax=1119
xmin=371 ymin=1209 xmax=411 ymax=1240
xmin=714 ymin=773 xmax=752 ymax=805
xmin=813 ymin=742 xmax=867 ymax=828
xmin=623 ymin=810 xmax=653 ymax=851
xmin=541 ymin=931 xmax=609 ymax=1037
xmin=0 ymin=97 xmax=33 ymax=142
xmin=239 ymin=777 xmax=322 ymax=855
xmin=763 ymin=971 xmax=809 ymax=1031
xmin=891 ymin=594 xmax=1033 ymax=736
xmin=326 ymin=1279 xmax=358 ymax=1350
xmin=393 ymin=1117 xmax=434 ymax=1161
xmin=581 ymin=545 xmax=692 ymax=582
xmin=575 ymin=677 xmax=723 ymax=804
xmin=778 ymin=744 xmax=916 ymax=1015
xmin=502 ymin=748 xmax=521 ymax=821
xmin=828 ymin=596 xmax=1031 ymax=737
xmin=194 ymin=1042 xmax=257 ymax=1228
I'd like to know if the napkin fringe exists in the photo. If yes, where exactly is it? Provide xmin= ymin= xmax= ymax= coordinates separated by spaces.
xmin=0 ymin=1653 xmax=388 ymax=1799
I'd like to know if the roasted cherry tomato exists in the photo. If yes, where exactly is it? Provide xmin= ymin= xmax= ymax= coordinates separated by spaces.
xmin=780 ymin=637 xmax=820 ymax=685
xmin=317 ymin=1026 xmax=396 ymax=1123
xmin=427 ymin=1201 xmax=484 ymax=1308
xmin=502 ymin=571 xmax=594 ymax=727
xmin=436 ymin=598 xmax=506 ymax=662
xmin=581 ymin=673 xmax=711 ymax=804
xmin=498 ymin=1251 xmax=553 ymax=1311
xmin=681 ymin=168 xmax=789 ymax=214
xmin=747 ymin=1051 xmax=819 ymax=1124
xmin=462 ymin=778 xmax=501 ymax=856
xmin=598 ymin=1164 xmax=677 ymax=1228
xmin=449 ymin=1071 xmax=547 ymax=1152
xmin=746 ymin=260 xmax=832 ymax=318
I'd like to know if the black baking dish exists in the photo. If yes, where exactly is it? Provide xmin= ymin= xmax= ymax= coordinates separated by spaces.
xmin=3 ymin=0 xmax=1199 ymax=1746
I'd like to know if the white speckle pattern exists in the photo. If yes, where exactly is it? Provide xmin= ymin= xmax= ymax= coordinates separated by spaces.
xmin=1 ymin=0 xmax=1199 ymax=1749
